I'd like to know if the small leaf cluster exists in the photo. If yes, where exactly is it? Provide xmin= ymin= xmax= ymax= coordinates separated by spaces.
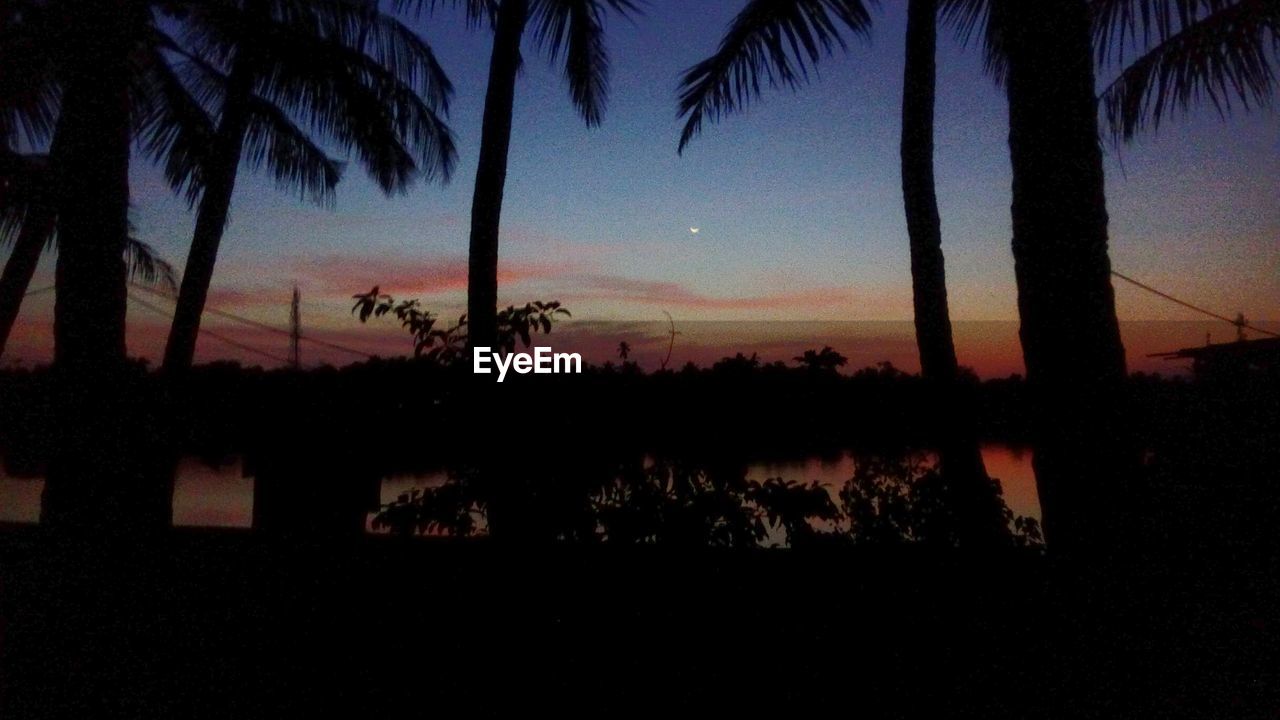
xmin=352 ymin=287 xmax=570 ymax=364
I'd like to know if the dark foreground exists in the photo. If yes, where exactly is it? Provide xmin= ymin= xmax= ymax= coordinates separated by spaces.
xmin=2 ymin=527 xmax=1276 ymax=719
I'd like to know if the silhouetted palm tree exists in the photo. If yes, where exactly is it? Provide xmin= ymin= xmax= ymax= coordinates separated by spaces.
xmin=2 ymin=0 xmax=219 ymax=369
xmin=0 ymin=0 xmax=213 ymax=361
xmin=0 ymin=149 xmax=178 ymax=360
xmin=947 ymin=0 xmax=1134 ymax=550
xmin=677 ymin=1 xmax=1002 ymax=535
xmin=0 ymin=151 xmax=56 ymax=360
xmin=941 ymin=0 xmax=1277 ymax=549
xmin=1 ymin=4 xmax=208 ymax=530
xmin=2 ymin=1 xmax=455 ymax=528
xmin=2 ymin=0 xmax=239 ymax=529
xmin=160 ymin=0 xmax=457 ymax=372
xmin=399 ymin=0 xmax=637 ymax=351
xmin=36 ymin=1 xmax=151 ymax=530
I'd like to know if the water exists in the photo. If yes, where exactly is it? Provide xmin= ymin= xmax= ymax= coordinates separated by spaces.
xmin=0 ymin=445 xmax=1039 ymax=527
xmin=744 ymin=445 xmax=1040 ymax=521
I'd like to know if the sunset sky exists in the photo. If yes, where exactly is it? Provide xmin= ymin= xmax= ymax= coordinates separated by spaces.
xmin=4 ymin=0 xmax=1278 ymax=374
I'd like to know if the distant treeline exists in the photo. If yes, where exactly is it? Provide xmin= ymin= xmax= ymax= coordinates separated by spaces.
xmin=0 ymin=353 xmax=1247 ymax=480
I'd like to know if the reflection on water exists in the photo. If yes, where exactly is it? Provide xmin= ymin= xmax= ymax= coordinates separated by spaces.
xmin=744 ymin=444 xmax=1039 ymax=521
xmin=172 ymin=458 xmax=255 ymax=528
xmin=0 ymin=457 xmax=255 ymax=528
xmin=744 ymin=445 xmax=1040 ymax=521
xmin=0 ymin=445 xmax=1038 ymax=527
xmin=0 ymin=473 xmax=42 ymax=524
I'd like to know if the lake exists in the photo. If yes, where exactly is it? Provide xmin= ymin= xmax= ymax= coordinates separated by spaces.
xmin=0 ymin=445 xmax=1039 ymax=528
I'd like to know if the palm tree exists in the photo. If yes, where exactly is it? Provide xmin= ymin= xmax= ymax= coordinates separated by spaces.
xmin=36 ymin=0 xmax=149 ymax=530
xmin=400 ymin=0 xmax=637 ymax=351
xmin=939 ymin=0 xmax=1277 ymax=550
xmin=159 ymin=0 xmax=457 ymax=372
xmin=677 ymin=0 xmax=1012 ymax=543
xmin=1 ymin=0 xmax=214 ymax=375
xmin=898 ymin=0 xmax=997 ymax=511
xmin=0 ymin=149 xmax=178 ymax=360
xmin=2 ymin=0 xmax=228 ymax=530
xmin=4 ymin=1 xmax=456 ymax=532
xmin=945 ymin=0 xmax=1133 ymax=550
xmin=0 ymin=151 xmax=56 ymax=360
xmin=0 ymin=0 xmax=216 ymax=364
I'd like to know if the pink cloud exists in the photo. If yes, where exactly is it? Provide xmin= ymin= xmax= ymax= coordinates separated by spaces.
xmin=559 ymin=274 xmax=858 ymax=311
xmin=294 ymin=254 xmax=573 ymax=297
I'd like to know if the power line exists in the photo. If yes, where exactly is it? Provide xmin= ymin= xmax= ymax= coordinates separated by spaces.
xmin=130 ymin=283 xmax=290 ymax=337
xmin=127 ymin=291 xmax=292 ymax=365
xmin=22 ymin=285 xmax=54 ymax=298
xmin=1111 ymin=270 xmax=1279 ymax=339
xmin=128 ymin=282 xmax=377 ymax=359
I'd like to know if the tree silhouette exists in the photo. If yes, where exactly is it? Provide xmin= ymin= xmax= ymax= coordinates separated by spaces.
xmin=160 ymin=0 xmax=457 ymax=373
xmin=948 ymin=0 xmax=1135 ymax=550
xmin=397 ymin=0 xmax=637 ymax=352
xmin=793 ymin=346 xmax=848 ymax=374
xmin=13 ymin=0 xmax=164 ymax=530
xmin=677 ymin=0 xmax=1002 ymax=540
xmin=1 ymin=1 xmax=362 ymax=529
xmin=351 ymin=286 xmax=570 ymax=364
xmin=0 ymin=0 xmax=213 ymax=365
xmin=0 ymin=149 xmax=178 ymax=359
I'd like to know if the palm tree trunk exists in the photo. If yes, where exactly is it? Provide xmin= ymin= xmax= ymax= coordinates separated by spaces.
xmin=902 ymin=0 xmax=958 ymax=386
xmin=463 ymin=0 xmax=530 ymax=543
xmin=0 ymin=205 xmax=54 ymax=360
xmin=43 ymin=0 xmax=153 ymax=531
xmin=467 ymin=0 xmax=528 ymax=351
xmin=901 ymin=0 xmax=1003 ymax=544
xmin=1004 ymin=0 xmax=1134 ymax=552
xmin=162 ymin=52 xmax=255 ymax=373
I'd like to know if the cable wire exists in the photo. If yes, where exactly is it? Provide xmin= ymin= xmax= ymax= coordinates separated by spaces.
xmin=1111 ymin=270 xmax=1279 ymax=338
xmin=129 ymin=282 xmax=377 ymax=359
xmin=128 ymin=291 xmax=292 ymax=365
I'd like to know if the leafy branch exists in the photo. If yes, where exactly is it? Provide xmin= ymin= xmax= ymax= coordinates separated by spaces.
xmin=351 ymin=286 xmax=571 ymax=363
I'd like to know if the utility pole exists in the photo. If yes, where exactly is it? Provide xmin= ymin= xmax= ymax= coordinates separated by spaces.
xmin=289 ymin=284 xmax=302 ymax=369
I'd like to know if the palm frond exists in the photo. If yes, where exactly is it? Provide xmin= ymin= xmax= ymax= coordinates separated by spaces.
xmin=251 ymin=23 xmax=457 ymax=189
xmin=0 ymin=148 xmax=51 ymax=246
xmin=310 ymin=0 xmax=456 ymax=113
xmin=243 ymin=95 xmax=345 ymax=206
xmin=392 ymin=0 xmax=496 ymax=29
xmin=125 ymin=237 xmax=180 ymax=295
xmin=0 ymin=160 xmax=25 ymax=246
xmin=180 ymin=0 xmax=457 ymax=191
xmin=532 ymin=0 xmax=639 ymax=127
xmin=0 ymin=0 xmax=61 ymax=147
xmin=1092 ymin=0 xmax=1239 ymax=65
xmin=677 ymin=0 xmax=876 ymax=154
xmin=939 ymin=0 xmax=1010 ymax=86
xmin=133 ymin=36 xmax=219 ymax=207
xmin=1098 ymin=0 xmax=1280 ymax=140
